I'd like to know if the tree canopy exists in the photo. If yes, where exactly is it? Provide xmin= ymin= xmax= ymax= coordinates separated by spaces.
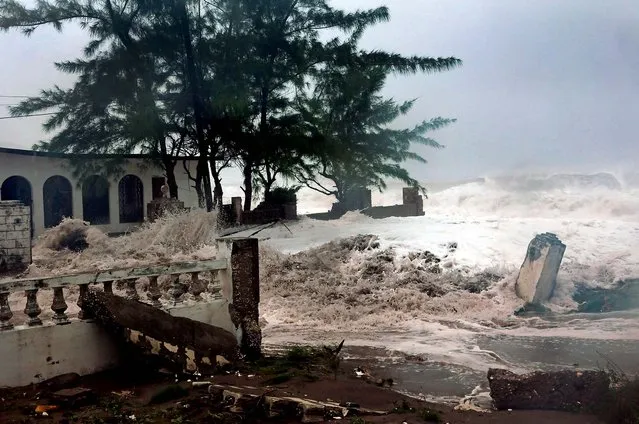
xmin=0 ymin=0 xmax=461 ymax=211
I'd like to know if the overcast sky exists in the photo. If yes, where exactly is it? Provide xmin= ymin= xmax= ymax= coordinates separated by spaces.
xmin=1 ymin=0 xmax=638 ymax=182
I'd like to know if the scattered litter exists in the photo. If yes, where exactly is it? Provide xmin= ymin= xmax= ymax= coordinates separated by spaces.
xmin=112 ymin=390 xmax=134 ymax=398
xmin=35 ymin=405 xmax=58 ymax=413
xmin=192 ymin=381 xmax=212 ymax=387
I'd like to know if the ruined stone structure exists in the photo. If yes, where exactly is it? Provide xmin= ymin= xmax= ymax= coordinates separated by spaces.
xmin=0 ymin=200 xmax=31 ymax=274
xmin=515 ymin=233 xmax=566 ymax=304
xmin=221 ymin=196 xmax=298 ymax=227
xmin=308 ymin=187 xmax=425 ymax=221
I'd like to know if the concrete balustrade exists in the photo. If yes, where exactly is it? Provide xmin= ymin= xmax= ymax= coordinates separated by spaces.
xmin=0 ymin=238 xmax=261 ymax=388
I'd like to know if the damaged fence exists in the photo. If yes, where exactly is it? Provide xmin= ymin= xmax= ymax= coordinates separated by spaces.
xmin=0 ymin=238 xmax=261 ymax=388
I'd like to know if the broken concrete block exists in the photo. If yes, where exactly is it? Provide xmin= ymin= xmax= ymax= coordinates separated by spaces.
xmin=51 ymin=387 xmax=95 ymax=407
xmin=515 ymin=233 xmax=566 ymax=304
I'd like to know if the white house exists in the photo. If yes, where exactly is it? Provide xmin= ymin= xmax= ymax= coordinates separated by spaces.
xmin=0 ymin=146 xmax=200 ymax=238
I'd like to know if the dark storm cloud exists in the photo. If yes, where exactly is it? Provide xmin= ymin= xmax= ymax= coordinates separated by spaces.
xmin=1 ymin=0 xmax=637 ymax=180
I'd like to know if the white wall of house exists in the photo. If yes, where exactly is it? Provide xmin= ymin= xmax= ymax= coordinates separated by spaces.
xmin=0 ymin=149 xmax=200 ymax=238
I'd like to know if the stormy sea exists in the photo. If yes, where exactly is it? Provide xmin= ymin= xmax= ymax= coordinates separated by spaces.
xmin=21 ymin=171 xmax=639 ymax=407
xmin=241 ymin=171 xmax=639 ymax=405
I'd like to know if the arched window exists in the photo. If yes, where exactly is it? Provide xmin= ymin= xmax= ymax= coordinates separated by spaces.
xmin=118 ymin=175 xmax=144 ymax=223
xmin=1 ymin=176 xmax=33 ymax=237
xmin=43 ymin=176 xmax=73 ymax=228
xmin=1 ymin=176 xmax=32 ymax=204
xmin=82 ymin=175 xmax=110 ymax=224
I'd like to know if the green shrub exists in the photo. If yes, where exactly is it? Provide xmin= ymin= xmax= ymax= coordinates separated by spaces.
xmin=265 ymin=186 xmax=300 ymax=205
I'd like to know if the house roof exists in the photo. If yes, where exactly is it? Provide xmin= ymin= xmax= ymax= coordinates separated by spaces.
xmin=0 ymin=146 xmax=198 ymax=160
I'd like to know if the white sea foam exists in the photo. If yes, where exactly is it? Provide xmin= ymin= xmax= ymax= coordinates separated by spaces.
xmin=249 ymin=172 xmax=639 ymax=376
xmin=4 ymin=171 xmax=637 ymax=385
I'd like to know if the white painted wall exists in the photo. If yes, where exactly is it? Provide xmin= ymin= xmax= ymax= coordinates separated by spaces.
xmin=0 ymin=301 xmax=235 ymax=388
xmin=0 ymin=150 xmax=200 ymax=237
xmin=0 ymin=321 xmax=121 ymax=387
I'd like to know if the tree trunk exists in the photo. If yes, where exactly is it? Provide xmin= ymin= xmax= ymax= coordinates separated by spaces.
xmin=163 ymin=159 xmax=179 ymax=199
xmin=176 ymin=0 xmax=213 ymax=211
xmin=194 ymin=172 xmax=205 ymax=208
xmin=209 ymin=158 xmax=224 ymax=210
xmin=243 ymin=161 xmax=253 ymax=212
xmin=261 ymin=166 xmax=277 ymax=202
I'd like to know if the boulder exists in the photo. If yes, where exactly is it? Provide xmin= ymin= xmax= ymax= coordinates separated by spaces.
xmin=515 ymin=233 xmax=566 ymax=304
xmin=487 ymin=368 xmax=610 ymax=412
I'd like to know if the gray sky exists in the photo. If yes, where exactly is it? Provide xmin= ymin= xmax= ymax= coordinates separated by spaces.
xmin=1 ymin=0 xmax=638 ymax=181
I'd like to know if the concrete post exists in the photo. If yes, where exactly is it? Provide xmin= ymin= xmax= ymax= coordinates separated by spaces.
xmin=217 ymin=237 xmax=261 ymax=359
xmin=515 ymin=233 xmax=566 ymax=304
xmin=231 ymin=197 xmax=243 ymax=224
xmin=230 ymin=238 xmax=261 ymax=359
xmin=0 ymin=200 xmax=32 ymax=274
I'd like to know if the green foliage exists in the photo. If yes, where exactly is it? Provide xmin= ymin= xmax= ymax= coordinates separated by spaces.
xmin=265 ymin=186 xmax=300 ymax=205
xmin=297 ymin=53 xmax=457 ymax=201
xmin=0 ymin=0 xmax=461 ymax=209
xmin=418 ymin=408 xmax=443 ymax=423
xmin=246 ymin=342 xmax=344 ymax=384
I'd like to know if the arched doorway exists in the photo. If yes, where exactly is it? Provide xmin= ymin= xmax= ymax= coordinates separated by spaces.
xmin=1 ymin=176 xmax=33 ymax=237
xmin=43 ymin=176 xmax=73 ymax=228
xmin=118 ymin=175 xmax=144 ymax=223
xmin=82 ymin=175 xmax=110 ymax=224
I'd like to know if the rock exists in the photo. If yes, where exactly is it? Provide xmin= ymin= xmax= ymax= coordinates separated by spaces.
xmin=50 ymin=387 xmax=95 ymax=408
xmin=573 ymin=279 xmax=639 ymax=313
xmin=515 ymin=233 xmax=566 ymax=304
xmin=487 ymin=368 xmax=610 ymax=412
xmin=38 ymin=373 xmax=81 ymax=392
xmin=514 ymin=302 xmax=552 ymax=317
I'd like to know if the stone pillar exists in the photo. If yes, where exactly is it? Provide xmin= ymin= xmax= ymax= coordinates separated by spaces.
xmin=146 ymin=198 xmax=186 ymax=222
xmin=218 ymin=238 xmax=261 ymax=359
xmin=515 ymin=233 xmax=566 ymax=304
xmin=0 ymin=201 xmax=31 ymax=274
xmin=403 ymin=187 xmax=424 ymax=216
xmin=282 ymin=203 xmax=297 ymax=220
xmin=231 ymin=197 xmax=243 ymax=224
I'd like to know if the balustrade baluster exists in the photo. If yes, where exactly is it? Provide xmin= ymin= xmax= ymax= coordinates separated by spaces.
xmin=24 ymin=289 xmax=42 ymax=326
xmin=190 ymin=272 xmax=206 ymax=297
xmin=103 ymin=281 xmax=113 ymax=294
xmin=208 ymin=271 xmax=222 ymax=298
xmin=77 ymin=284 xmax=92 ymax=320
xmin=51 ymin=287 xmax=69 ymax=325
xmin=147 ymin=276 xmax=161 ymax=308
xmin=126 ymin=279 xmax=139 ymax=301
xmin=0 ymin=292 xmax=13 ymax=330
xmin=169 ymin=274 xmax=185 ymax=305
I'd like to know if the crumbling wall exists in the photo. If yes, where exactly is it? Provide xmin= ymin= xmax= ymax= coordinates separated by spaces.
xmin=0 ymin=200 xmax=31 ymax=274
xmin=361 ymin=187 xmax=425 ymax=219
xmin=361 ymin=203 xmax=419 ymax=219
